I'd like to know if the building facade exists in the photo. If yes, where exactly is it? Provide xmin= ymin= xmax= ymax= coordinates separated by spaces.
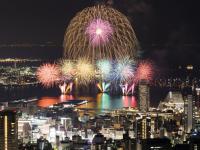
xmin=139 ymin=80 xmax=150 ymax=112
xmin=0 ymin=110 xmax=18 ymax=150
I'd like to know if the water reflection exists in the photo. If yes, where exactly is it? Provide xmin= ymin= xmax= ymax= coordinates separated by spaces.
xmin=37 ymin=94 xmax=137 ymax=110
xmin=37 ymin=97 xmax=58 ymax=107
xmin=122 ymin=96 xmax=137 ymax=108
xmin=37 ymin=95 xmax=75 ymax=107
xmin=97 ymin=93 xmax=111 ymax=109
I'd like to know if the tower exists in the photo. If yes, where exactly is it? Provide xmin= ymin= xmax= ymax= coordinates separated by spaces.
xmin=0 ymin=110 xmax=18 ymax=150
xmin=195 ymin=88 xmax=200 ymax=108
xmin=139 ymin=80 xmax=150 ymax=112
xmin=184 ymin=94 xmax=195 ymax=133
xmin=135 ymin=115 xmax=151 ymax=140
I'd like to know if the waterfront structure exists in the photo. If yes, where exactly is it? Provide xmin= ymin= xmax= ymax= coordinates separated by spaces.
xmin=0 ymin=110 xmax=18 ymax=150
xmin=139 ymin=80 xmax=150 ymax=112
xmin=158 ymin=91 xmax=184 ymax=113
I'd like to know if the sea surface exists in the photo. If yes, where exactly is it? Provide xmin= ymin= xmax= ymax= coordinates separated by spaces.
xmin=37 ymin=94 xmax=137 ymax=110
xmin=0 ymin=84 xmax=169 ymax=111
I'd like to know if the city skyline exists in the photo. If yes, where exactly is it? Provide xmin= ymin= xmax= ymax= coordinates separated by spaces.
xmin=1 ymin=1 xmax=200 ymax=149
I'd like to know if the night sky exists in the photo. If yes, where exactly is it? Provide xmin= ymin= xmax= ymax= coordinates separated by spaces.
xmin=0 ymin=0 xmax=200 ymax=68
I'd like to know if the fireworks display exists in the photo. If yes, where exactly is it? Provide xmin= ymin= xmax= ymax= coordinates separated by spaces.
xmin=96 ymin=82 xmax=110 ymax=93
xmin=75 ymin=59 xmax=95 ymax=85
xmin=135 ymin=61 xmax=153 ymax=82
xmin=36 ymin=59 xmax=154 ymax=95
xmin=114 ymin=57 xmax=135 ymax=83
xmin=86 ymin=18 xmax=113 ymax=46
xmin=63 ymin=5 xmax=139 ymax=61
xmin=97 ymin=59 xmax=112 ymax=80
xmin=32 ymin=2 xmax=158 ymax=97
xmin=121 ymin=83 xmax=135 ymax=95
xmin=59 ymin=82 xmax=67 ymax=94
xmin=59 ymin=82 xmax=73 ymax=94
xmin=36 ymin=63 xmax=61 ymax=88
xmin=59 ymin=59 xmax=75 ymax=80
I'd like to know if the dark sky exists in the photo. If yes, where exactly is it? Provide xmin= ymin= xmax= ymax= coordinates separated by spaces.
xmin=0 ymin=0 xmax=200 ymax=67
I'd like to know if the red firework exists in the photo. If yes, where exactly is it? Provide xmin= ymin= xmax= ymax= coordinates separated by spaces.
xmin=36 ymin=63 xmax=61 ymax=88
xmin=135 ymin=61 xmax=153 ymax=83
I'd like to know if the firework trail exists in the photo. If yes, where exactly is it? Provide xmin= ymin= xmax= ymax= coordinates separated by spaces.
xmin=59 ymin=82 xmax=67 ymax=94
xmin=121 ymin=83 xmax=135 ymax=95
xmin=97 ymin=82 xmax=111 ymax=93
xmin=59 ymin=82 xmax=73 ymax=94
xmin=36 ymin=63 xmax=61 ymax=88
xmin=64 ymin=5 xmax=139 ymax=61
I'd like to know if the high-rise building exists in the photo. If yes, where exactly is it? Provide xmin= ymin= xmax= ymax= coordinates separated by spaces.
xmin=135 ymin=115 xmax=151 ymax=140
xmin=139 ymin=80 xmax=150 ymax=112
xmin=37 ymin=137 xmax=52 ymax=150
xmin=135 ymin=115 xmax=151 ymax=150
xmin=195 ymin=88 xmax=200 ymax=108
xmin=91 ymin=133 xmax=105 ymax=150
xmin=141 ymin=138 xmax=172 ymax=150
xmin=194 ymin=88 xmax=200 ymax=130
xmin=0 ymin=110 xmax=18 ymax=150
xmin=184 ymin=94 xmax=194 ymax=133
xmin=60 ymin=117 xmax=72 ymax=130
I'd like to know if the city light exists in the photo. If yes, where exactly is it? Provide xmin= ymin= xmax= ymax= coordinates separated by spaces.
xmin=0 ymin=1 xmax=199 ymax=150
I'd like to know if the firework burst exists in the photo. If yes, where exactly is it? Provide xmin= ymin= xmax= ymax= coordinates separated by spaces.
xmin=97 ymin=59 xmax=112 ymax=80
xmin=86 ymin=18 xmax=113 ymax=46
xmin=64 ymin=5 xmax=139 ymax=61
xmin=113 ymin=57 xmax=135 ymax=83
xmin=36 ymin=63 xmax=61 ymax=88
xmin=75 ymin=59 xmax=95 ymax=85
xmin=135 ymin=60 xmax=153 ymax=82
xmin=59 ymin=59 xmax=76 ymax=80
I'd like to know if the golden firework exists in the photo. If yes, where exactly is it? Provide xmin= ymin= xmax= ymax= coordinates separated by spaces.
xmin=63 ymin=5 xmax=139 ymax=61
xmin=75 ymin=58 xmax=96 ymax=85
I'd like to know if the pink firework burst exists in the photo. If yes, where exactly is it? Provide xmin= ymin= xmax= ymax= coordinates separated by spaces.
xmin=135 ymin=61 xmax=153 ymax=82
xmin=85 ymin=18 xmax=113 ymax=46
xmin=36 ymin=63 xmax=61 ymax=88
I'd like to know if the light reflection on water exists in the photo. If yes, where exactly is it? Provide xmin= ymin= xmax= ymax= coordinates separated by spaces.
xmin=37 ymin=93 xmax=137 ymax=110
xmin=37 ymin=95 xmax=75 ymax=107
